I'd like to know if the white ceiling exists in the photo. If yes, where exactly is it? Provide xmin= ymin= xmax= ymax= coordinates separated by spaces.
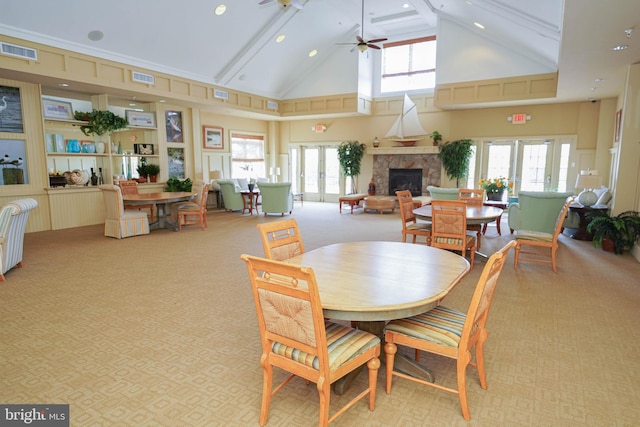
xmin=0 ymin=0 xmax=639 ymax=108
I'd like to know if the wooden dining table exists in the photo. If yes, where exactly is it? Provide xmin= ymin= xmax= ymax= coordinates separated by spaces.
xmin=286 ymin=241 xmax=470 ymax=394
xmin=122 ymin=191 xmax=195 ymax=231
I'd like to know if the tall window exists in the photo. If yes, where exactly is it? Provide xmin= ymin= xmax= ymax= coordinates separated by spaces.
xmin=381 ymin=36 xmax=436 ymax=93
xmin=231 ymin=133 xmax=265 ymax=179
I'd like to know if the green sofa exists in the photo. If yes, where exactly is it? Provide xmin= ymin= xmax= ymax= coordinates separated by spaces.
xmin=257 ymin=182 xmax=294 ymax=216
xmin=508 ymin=191 xmax=573 ymax=234
xmin=426 ymin=186 xmax=460 ymax=200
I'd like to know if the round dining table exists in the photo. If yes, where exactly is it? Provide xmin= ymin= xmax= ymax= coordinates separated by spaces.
xmin=122 ymin=191 xmax=195 ymax=231
xmin=286 ymin=241 xmax=470 ymax=393
xmin=413 ymin=204 xmax=504 ymax=226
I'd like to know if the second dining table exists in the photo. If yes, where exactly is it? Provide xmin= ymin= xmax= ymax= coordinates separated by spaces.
xmin=286 ymin=241 xmax=470 ymax=394
xmin=122 ymin=191 xmax=195 ymax=231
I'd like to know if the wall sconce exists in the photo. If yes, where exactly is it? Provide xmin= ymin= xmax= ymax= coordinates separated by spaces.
xmin=312 ymin=124 xmax=326 ymax=133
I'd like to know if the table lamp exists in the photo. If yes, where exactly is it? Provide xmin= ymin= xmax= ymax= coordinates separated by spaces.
xmin=210 ymin=170 xmax=222 ymax=180
xmin=270 ymin=167 xmax=280 ymax=183
xmin=575 ymin=170 xmax=601 ymax=207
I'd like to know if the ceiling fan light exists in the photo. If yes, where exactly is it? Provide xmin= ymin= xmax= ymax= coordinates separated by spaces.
xmin=357 ymin=44 xmax=368 ymax=52
xmin=277 ymin=0 xmax=292 ymax=6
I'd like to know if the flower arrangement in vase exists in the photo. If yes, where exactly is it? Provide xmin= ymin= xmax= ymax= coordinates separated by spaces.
xmin=479 ymin=177 xmax=513 ymax=201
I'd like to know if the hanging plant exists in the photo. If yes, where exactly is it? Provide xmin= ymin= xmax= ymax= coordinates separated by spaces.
xmin=438 ymin=139 xmax=474 ymax=187
xmin=74 ymin=109 xmax=128 ymax=136
xmin=337 ymin=140 xmax=366 ymax=194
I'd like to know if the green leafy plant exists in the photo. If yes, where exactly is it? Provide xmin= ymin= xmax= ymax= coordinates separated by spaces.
xmin=164 ymin=177 xmax=192 ymax=192
xmin=438 ymin=139 xmax=474 ymax=187
xmin=145 ymin=163 xmax=160 ymax=176
xmin=337 ymin=140 xmax=366 ymax=194
xmin=430 ymin=130 xmax=442 ymax=146
xmin=587 ymin=210 xmax=640 ymax=254
xmin=74 ymin=109 xmax=128 ymax=136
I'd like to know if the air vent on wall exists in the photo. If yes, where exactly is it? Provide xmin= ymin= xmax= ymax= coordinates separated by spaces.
xmin=214 ymin=89 xmax=229 ymax=100
xmin=131 ymin=71 xmax=155 ymax=85
xmin=1 ymin=42 xmax=37 ymax=60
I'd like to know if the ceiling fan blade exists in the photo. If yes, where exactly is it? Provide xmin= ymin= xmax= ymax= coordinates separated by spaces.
xmin=291 ymin=0 xmax=303 ymax=9
xmin=367 ymin=38 xmax=388 ymax=44
xmin=367 ymin=44 xmax=381 ymax=50
xmin=336 ymin=42 xmax=357 ymax=46
xmin=356 ymin=35 xmax=365 ymax=44
xmin=258 ymin=0 xmax=275 ymax=5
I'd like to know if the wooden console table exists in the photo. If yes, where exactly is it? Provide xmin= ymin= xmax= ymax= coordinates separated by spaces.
xmin=568 ymin=204 xmax=609 ymax=240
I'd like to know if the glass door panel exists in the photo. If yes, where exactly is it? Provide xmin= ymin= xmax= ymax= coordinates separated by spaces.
xmin=299 ymin=145 xmax=340 ymax=202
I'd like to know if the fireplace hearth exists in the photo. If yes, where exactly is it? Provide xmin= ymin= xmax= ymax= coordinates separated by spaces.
xmin=389 ymin=168 xmax=422 ymax=196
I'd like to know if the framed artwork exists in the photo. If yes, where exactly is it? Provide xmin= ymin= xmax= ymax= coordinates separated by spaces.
xmin=134 ymin=143 xmax=154 ymax=155
xmin=0 ymin=139 xmax=27 ymax=185
xmin=614 ymin=109 xmax=622 ymax=142
xmin=167 ymin=147 xmax=185 ymax=178
xmin=126 ymin=110 xmax=156 ymax=128
xmin=203 ymin=126 xmax=224 ymax=149
xmin=165 ymin=110 xmax=183 ymax=142
xmin=0 ymin=86 xmax=24 ymax=132
xmin=42 ymin=98 xmax=74 ymax=121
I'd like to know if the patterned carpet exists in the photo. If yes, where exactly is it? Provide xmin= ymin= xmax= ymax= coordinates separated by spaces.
xmin=1 ymin=201 xmax=639 ymax=426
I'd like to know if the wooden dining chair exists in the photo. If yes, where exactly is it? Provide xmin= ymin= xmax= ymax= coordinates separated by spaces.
xmin=177 ymin=182 xmax=209 ymax=231
xmin=458 ymin=188 xmax=485 ymax=249
xmin=384 ymin=240 xmax=516 ymax=421
xmin=430 ymin=200 xmax=477 ymax=269
xmin=256 ymin=218 xmax=305 ymax=260
xmin=119 ymin=180 xmax=155 ymax=222
xmin=397 ymin=194 xmax=431 ymax=244
xmin=514 ymin=197 xmax=574 ymax=273
xmin=240 ymin=254 xmax=381 ymax=427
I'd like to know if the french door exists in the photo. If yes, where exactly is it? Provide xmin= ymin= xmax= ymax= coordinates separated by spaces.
xmin=291 ymin=145 xmax=341 ymax=202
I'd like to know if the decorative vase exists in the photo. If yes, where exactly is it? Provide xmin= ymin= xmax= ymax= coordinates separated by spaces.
xmin=248 ymin=183 xmax=255 ymax=192
xmin=486 ymin=190 xmax=505 ymax=201
xmin=368 ymin=177 xmax=376 ymax=195
xmin=95 ymin=142 xmax=105 ymax=154
xmin=66 ymin=139 xmax=81 ymax=153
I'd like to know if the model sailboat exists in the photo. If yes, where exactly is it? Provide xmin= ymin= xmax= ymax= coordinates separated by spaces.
xmin=384 ymin=94 xmax=428 ymax=146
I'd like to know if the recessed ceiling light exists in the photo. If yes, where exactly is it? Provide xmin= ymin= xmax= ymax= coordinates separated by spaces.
xmin=238 ymin=74 xmax=247 ymax=81
xmin=87 ymin=30 xmax=103 ymax=41
xmin=215 ymin=4 xmax=226 ymax=15
xmin=308 ymin=49 xmax=318 ymax=57
xmin=58 ymin=83 xmax=69 ymax=87
xmin=612 ymin=44 xmax=628 ymax=51
xmin=403 ymin=3 xmax=409 ymax=8
xmin=159 ymin=100 xmax=166 ymax=103
xmin=129 ymin=103 xmax=136 ymax=106
xmin=276 ymin=34 xmax=286 ymax=43
xmin=595 ymin=78 xmax=605 ymax=82
xmin=474 ymin=22 xmax=485 ymax=30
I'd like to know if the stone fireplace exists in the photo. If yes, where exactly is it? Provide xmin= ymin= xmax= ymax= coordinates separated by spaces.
xmin=371 ymin=151 xmax=441 ymax=196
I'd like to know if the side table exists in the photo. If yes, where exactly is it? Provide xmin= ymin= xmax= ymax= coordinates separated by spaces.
xmin=568 ymin=204 xmax=609 ymax=240
xmin=482 ymin=200 xmax=508 ymax=235
xmin=241 ymin=191 xmax=260 ymax=215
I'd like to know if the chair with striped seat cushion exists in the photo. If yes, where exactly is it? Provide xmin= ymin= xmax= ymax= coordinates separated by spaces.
xmin=458 ymin=188 xmax=485 ymax=249
xmin=241 ymin=254 xmax=380 ymax=427
xmin=384 ymin=240 xmax=516 ymax=421
xmin=397 ymin=193 xmax=431 ymax=244
xmin=430 ymin=200 xmax=476 ymax=269
xmin=514 ymin=197 xmax=573 ymax=273
xmin=0 ymin=198 xmax=38 ymax=281
xmin=99 ymin=185 xmax=150 ymax=239
xmin=256 ymin=218 xmax=305 ymax=261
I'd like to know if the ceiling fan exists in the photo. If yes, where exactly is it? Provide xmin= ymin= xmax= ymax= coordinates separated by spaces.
xmin=258 ymin=0 xmax=304 ymax=10
xmin=337 ymin=0 xmax=388 ymax=53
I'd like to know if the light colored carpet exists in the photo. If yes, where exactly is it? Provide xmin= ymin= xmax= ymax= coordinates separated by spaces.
xmin=1 ymin=202 xmax=639 ymax=426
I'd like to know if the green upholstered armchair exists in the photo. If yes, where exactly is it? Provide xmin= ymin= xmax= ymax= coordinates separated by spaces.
xmin=508 ymin=191 xmax=573 ymax=234
xmin=257 ymin=182 xmax=294 ymax=216
xmin=427 ymin=186 xmax=460 ymax=200
xmin=218 ymin=180 xmax=245 ymax=212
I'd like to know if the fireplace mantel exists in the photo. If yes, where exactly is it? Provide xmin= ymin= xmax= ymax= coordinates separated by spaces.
xmin=367 ymin=146 xmax=439 ymax=155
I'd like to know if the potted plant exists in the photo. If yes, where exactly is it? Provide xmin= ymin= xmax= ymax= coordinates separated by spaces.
xmin=165 ymin=177 xmax=192 ymax=192
xmin=146 ymin=163 xmax=160 ymax=182
xmin=73 ymin=109 xmax=128 ymax=136
xmin=587 ymin=210 xmax=640 ymax=254
xmin=337 ymin=140 xmax=366 ymax=194
xmin=438 ymin=139 xmax=474 ymax=187
xmin=430 ymin=131 xmax=442 ymax=146
xmin=479 ymin=177 xmax=513 ymax=201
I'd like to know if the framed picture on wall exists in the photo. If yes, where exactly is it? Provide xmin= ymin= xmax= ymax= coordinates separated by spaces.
xmin=0 ymin=86 xmax=24 ymax=132
xmin=165 ymin=110 xmax=183 ymax=142
xmin=42 ymin=98 xmax=73 ymax=121
xmin=167 ymin=147 xmax=185 ymax=178
xmin=203 ymin=126 xmax=224 ymax=149
xmin=126 ymin=110 xmax=156 ymax=128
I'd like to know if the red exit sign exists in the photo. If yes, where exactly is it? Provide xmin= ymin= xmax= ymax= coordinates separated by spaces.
xmin=512 ymin=113 xmax=527 ymax=124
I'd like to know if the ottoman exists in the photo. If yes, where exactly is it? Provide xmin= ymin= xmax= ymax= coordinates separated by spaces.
xmin=363 ymin=196 xmax=396 ymax=214
xmin=339 ymin=193 xmax=367 ymax=214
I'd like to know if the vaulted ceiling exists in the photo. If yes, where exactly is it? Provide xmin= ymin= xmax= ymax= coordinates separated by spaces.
xmin=1 ymin=0 xmax=639 ymax=108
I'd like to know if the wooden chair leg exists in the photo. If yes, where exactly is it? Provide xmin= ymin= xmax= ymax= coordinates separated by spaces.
xmin=384 ymin=342 xmax=397 ymax=393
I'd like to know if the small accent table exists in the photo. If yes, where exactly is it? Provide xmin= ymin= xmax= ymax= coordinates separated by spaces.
xmin=241 ymin=191 xmax=260 ymax=215
xmin=568 ymin=204 xmax=609 ymax=240
xmin=482 ymin=200 xmax=508 ymax=235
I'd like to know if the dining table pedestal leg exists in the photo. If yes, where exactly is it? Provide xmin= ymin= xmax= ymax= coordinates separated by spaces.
xmin=332 ymin=320 xmax=434 ymax=395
